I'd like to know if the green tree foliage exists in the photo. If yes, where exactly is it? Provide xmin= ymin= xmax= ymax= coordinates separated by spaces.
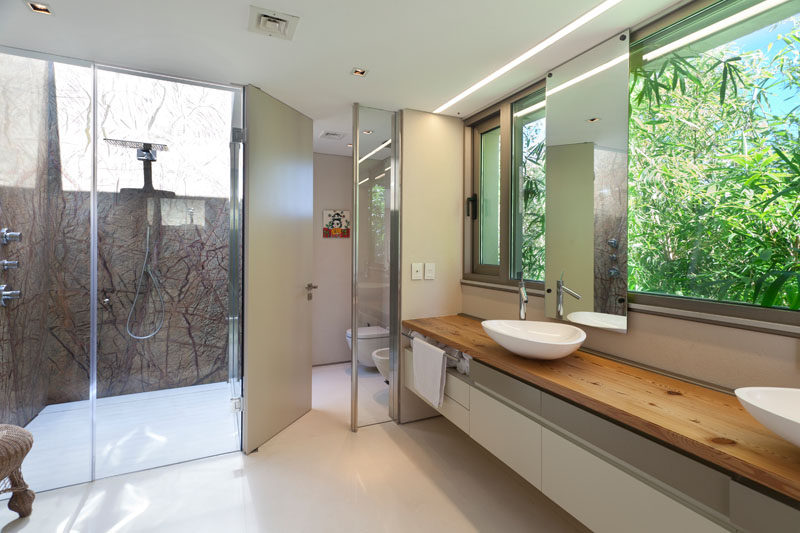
xmin=519 ymin=117 xmax=546 ymax=280
xmin=628 ymin=22 xmax=800 ymax=310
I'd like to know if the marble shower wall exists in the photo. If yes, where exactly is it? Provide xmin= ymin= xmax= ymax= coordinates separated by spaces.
xmin=0 ymin=56 xmax=65 ymax=428
xmin=93 ymin=193 xmax=231 ymax=398
xmin=43 ymin=191 xmax=233 ymax=402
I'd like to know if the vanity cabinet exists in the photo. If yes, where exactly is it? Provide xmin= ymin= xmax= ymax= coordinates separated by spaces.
xmin=467 ymin=361 xmax=725 ymax=532
xmin=402 ymin=345 xmax=800 ymax=532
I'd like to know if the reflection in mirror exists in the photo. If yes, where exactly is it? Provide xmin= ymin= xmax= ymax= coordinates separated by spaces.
xmin=354 ymin=106 xmax=395 ymax=427
xmin=544 ymin=32 xmax=629 ymax=333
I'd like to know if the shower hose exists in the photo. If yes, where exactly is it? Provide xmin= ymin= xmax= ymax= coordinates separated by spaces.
xmin=126 ymin=226 xmax=165 ymax=340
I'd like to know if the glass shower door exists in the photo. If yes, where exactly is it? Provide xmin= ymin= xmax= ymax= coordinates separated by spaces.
xmin=0 ymin=48 xmax=94 ymax=493
xmin=93 ymin=67 xmax=242 ymax=478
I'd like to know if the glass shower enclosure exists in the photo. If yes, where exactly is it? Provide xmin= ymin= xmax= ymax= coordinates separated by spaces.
xmin=0 ymin=46 xmax=243 ymax=494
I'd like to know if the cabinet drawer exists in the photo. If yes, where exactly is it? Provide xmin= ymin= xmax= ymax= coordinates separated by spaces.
xmin=730 ymin=481 xmax=800 ymax=533
xmin=541 ymin=428 xmax=726 ymax=533
xmin=440 ymin=395 xmax=469 ymax=433
xmin=542 ymin=392 xmax=729 ymax=516
xmin=444 ymin=371 xmax=470 ymax=408
xmin=469 ymin=387 xmax=541 ymax=489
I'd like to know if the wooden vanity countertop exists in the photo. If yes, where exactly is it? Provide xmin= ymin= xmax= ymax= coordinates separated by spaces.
xmin=402 ymin=314 xmax=800 ymax=502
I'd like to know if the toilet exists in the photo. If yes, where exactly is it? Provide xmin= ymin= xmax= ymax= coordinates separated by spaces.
xmin=372 ymin=348 xmax=390 ymax=381
xmin=345 ymin=326 xmax=389 ymax=367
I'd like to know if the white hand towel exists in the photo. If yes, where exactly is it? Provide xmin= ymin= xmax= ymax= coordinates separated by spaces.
xmin=411 ymin=337 xmax=447 ymax=408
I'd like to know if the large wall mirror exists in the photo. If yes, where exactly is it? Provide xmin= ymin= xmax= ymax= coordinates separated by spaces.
xmin=544 ymin=32 xmax=629 ymax=333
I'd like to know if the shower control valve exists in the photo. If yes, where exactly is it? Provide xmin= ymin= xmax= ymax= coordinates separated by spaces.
xmin=0 ymin=260 xmax=18 ymax=270
xmin=0 ymin=285 xmax=21 ymax=306
xmin=0 ymin=229 xmax=21 ymax=245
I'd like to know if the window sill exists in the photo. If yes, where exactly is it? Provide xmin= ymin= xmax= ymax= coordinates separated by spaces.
xmin=629 ymin=301 xmax=800 ymax=339
xmin=460 ymin=280 xmax=800 ymax=339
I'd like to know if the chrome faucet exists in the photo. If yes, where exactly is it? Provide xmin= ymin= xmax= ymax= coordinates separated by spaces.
xmin=0 ymin=229 xmax=21 ymax=245
xmin=518 ymin=279 xmax=528 ymax=320
xmin=556 ymin=279 xmax=581 ymax=320
xmin=0 ymin=285 xmax=21 ymax=307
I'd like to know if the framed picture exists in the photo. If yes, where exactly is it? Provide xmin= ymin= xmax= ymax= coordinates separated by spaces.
xmin=322 ymin=209 xmax=351 ymax=238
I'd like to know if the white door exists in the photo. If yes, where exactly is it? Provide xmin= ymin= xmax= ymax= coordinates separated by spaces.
xmin=243 ymin=85 xmax=313 ymax=453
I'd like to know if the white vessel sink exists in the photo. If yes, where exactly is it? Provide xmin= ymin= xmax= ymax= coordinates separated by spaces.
xmin=735 ymin=387 xmax=800 ymax=448
xmin=567 ymin=311 xmax=627 ymax=333
xmin=481 ymin=320 xmax=586 ymax=360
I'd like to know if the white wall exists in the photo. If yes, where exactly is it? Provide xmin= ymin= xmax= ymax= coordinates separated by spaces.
xmin=462 ymin=285 xmax=800 ymax=390
xmin=401 ymin=109 xmax=464 ymax=320
xmin=312 ymin=153 xmax=352 ymax=365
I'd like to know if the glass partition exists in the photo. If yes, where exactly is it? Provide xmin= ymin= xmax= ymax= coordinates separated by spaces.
xmin=0 ymin=49 xmax=93 ymax=493
xmin=94 ymin=67 xmax=242 ymax=477
xmin=352 ymin=105 xmax=397 ymax=428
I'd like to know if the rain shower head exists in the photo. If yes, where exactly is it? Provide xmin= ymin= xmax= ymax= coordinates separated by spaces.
xmin=104 ymin=138 xmax=174 ymax=196
xmin=104 ymin=138 xmax=169 ymax=151
xmin=104 ymin=138 xmax=169 ymax=162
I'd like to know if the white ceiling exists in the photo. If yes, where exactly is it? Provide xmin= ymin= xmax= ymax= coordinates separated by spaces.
xmin=0 ymin=0 xmax=686 ymax=156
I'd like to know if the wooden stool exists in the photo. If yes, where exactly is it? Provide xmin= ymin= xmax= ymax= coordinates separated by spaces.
xmin=0 ymin=425 xmax=35 ymax=518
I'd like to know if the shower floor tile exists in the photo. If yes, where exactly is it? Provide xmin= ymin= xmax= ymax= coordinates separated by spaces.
xmin=10 ymin=382 xmax=240 ymax=495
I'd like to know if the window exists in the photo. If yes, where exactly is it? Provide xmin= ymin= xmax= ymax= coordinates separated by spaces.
xmin=464 ymin=0 xmax=799 ymax=330
xmin=472 ymin=116 xmax=502 ymax=275
xmin=512 ymin=90 xmax=546 ymax=281
xmin=629 ymin=0 xmax=800 ymax=314
xmin=466 ymin=87 xmax=546 ymax=285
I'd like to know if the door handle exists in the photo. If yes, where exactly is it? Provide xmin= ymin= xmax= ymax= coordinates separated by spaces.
xmin=305 ymin=283 xmax=318 ymax=300
xmin=465 ymin=194 xmax=478 ymax=220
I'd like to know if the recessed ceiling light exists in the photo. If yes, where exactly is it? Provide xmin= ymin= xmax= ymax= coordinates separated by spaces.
xmin=588 ymin=117 xmax=601 ymax=123
xmin=351 ymin=67 xmax=367 ymax=77
xmin=27 ymin=1 xmax=52 ymax=14
xmin=362 ymin=130 xmax=373 ymax=135
xmin=433 ymin=0 xmax=623 ymax=114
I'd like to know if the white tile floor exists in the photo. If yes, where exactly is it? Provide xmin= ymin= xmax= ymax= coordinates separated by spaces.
xmin=0 ymin=365 xmax=586 ymax=533
xmin=340 ymin=362 xmax=392 ymax=426
xmin=8 ymin=382 xmax=240 ymax=495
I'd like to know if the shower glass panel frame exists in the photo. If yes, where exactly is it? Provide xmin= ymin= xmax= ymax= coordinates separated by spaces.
xmin=0 ymin=44 xmax=243 ymax=494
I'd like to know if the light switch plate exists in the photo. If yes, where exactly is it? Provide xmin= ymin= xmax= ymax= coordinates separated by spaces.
xmin=424 ymin=262 xmax=436 ymax=280
xmin=411 ymin=263 xmax=423 ymax=280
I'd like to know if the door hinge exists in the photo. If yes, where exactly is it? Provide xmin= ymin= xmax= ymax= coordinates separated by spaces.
xmin=231 ymin=397 xmax=243 ymax=412
xmin=232 ymin=127 xmax=247 ymax=144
